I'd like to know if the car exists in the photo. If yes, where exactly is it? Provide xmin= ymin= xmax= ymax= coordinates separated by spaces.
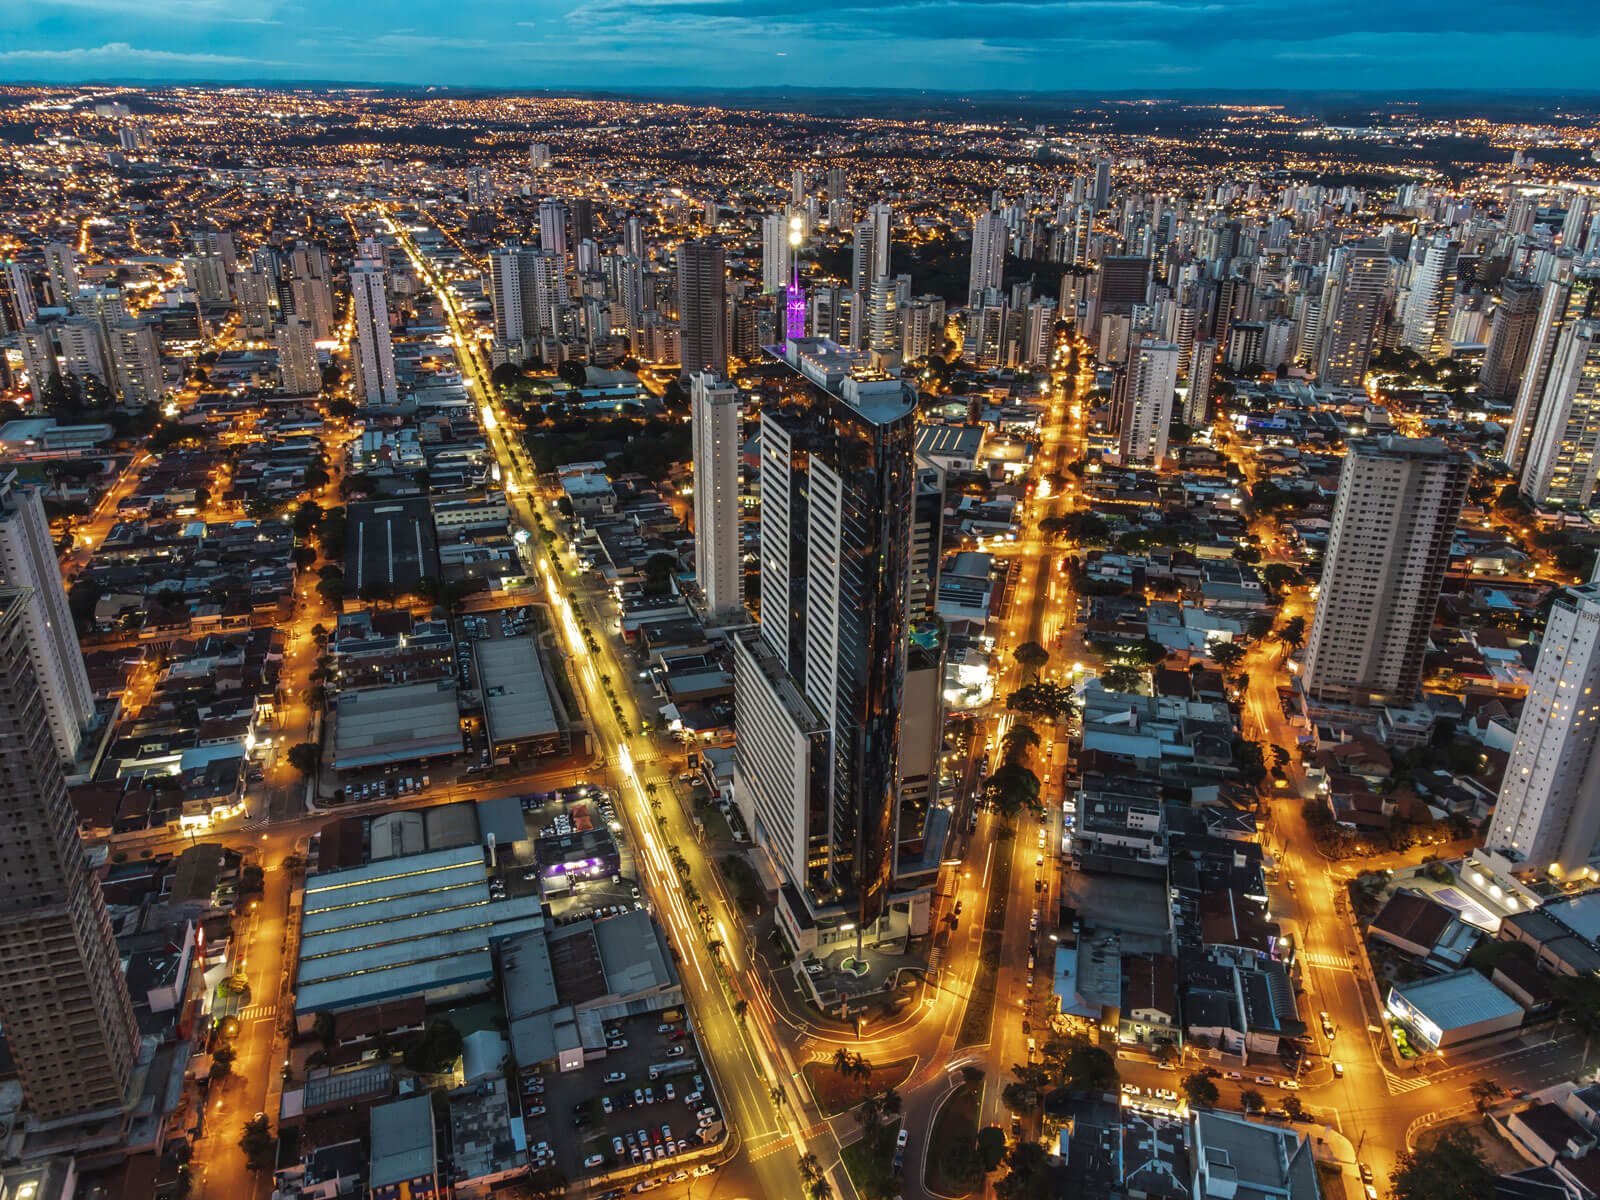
xmin=692 ymin=1166 xmax=716 ymax=1179
xmin=527 ymin=1104 xmax=545 ymax=1116
xmin=668 ymin=1029 xmax=688 ymax=1041
xmin=1225 ymin=1071 xmax=1242 ymax=1080
xmin=1365 ymin=1187 xmax=1378 ymax=1200
xmin=1121 ymin=1084 xmax=1140 ymax=1096
xmin=657 ymin=1023 xmax=675 ymax=1033
xmin=698 ymin=1106 xmax=718 ymax=1122
xmin=1156 ymin=1088 xmax=1178 ymax=1101
xmin=574 ymin=1112 xmax=592 ymax=1128
xmin=1255 ymin=1075 xmax=1275 ymax=1086
xmin=669 ymin=1171 xmax=689 ymax=1184
xmin=1332 ymin=1062 xmax=1344 ymax=1078
xmin=635 ymin=1088 xmax=645 ymax=1105
xmin=630 ymin=1147 xmax=642 ymax=1164
xmin=664 ymin=1083 xmax=676 ymax=1100
xmin=953 ymin=899 xmax=963 ymax=915
xmin=603 ymin=1096 xmax=615 ymax=1114
xmin=626 ymin=1131 xmax=638 ymax=1148
xmin=684 ymin=1090 xmax=702 ymax=1106
xmin=638 ymin=1127 xmax=650 ymax=1146
xmin=1360 ymin=1165 xmax=1375 ymax=1184
xmin=645 ymin=1086 xmax=656 ymax=1103
xmin=603 ymin=1191 xmax=627 ymax=1200
xmin=1027 ymin=949 xmax=1036 ymax=969
xmin=605 ymin=1070 xmax=627 ymax=1083
xmin=585 ymin=1154 xmax=606 ymax=1169
xmin=1280 ymin=1079 xmax=1300 ymax=1090
xmin=662 ymin=1124 xmax=674 ymax=1144
xmin=641 ymin=1146 xmax=653 ymax=1163
xmin=613 ymin=1136 xmax=626 ymax=1156
xmin=666 ymin=1045 xmax=685 ymax=1057
xmin=896 ymin=1129 xmax=909 ymax=1151
xmin=1029 ymin=910 xmax=1040 ymax=931
xmin=609 ymin=1038 xmax=629 ymax=1049
xmin=633 ymin=1182 xmax=661 ymax=1194
xmin=805 ymin=962 xmax=825 ymax=976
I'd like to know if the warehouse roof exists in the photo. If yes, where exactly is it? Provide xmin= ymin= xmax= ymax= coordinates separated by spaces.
xmin=1390 ymin=968 xmax=1523 ymax=1032
xmin=330 ymin=681 xmax=461 ymax=770
xmin=474 ymin=637 xmax=560 ymax=747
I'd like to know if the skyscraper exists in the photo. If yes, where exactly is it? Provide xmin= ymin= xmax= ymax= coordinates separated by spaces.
xmin=1487 ymin=564 xmax=1600 ymax=874
xmin=733 ymin=339 xmax=917 ymax=951
xmin=276 ymin=316 xmax=321 ymax=395
xmin=288 ymin=243 xmax=335 ymax=340
xmin=1479 ymin=277 xmax=1542 ymax=401
xmin=0 ymin=587 xmax=138 ymax=1122
xmin=761 ymin=212 xmax=792 ymax=295
xmin=1505 ymin=273 xmax=1599 ymax=472
xmin=968 ymin=211 xmax=1007 ymax=305
xmin=351 ymin=246 xmax=398 ymax=405
xmin=690 ymin=373 xmax=742 ymax=618
xmin=1184 ymin=338 xmax=1218 ymax=428
xmin=1317 ymin=241 xmax=1390 ymax=388
xmin=0 ymin=472 xmax=95 ymax=763
xmin=1519 ymin=320 xmax=1600 ymax=509
xmin=676 ymin=240 xmax=727 ymax=378
xmin=1117 ymin=341 xmax=1180 ymax=466
xmin=1401 ymin=234 xmax=1460 ymax=358
xmin=538 ymin=200 xmax=569 ymax=255
xmin=1091 ymin=156 xmax=1112 ymax=211
xmin=1302 ymin=437 xmax=1470 ymax=706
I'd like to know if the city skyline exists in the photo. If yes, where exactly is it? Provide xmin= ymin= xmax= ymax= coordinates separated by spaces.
xmin=5 ymin=0 xmax=1600 ymax=91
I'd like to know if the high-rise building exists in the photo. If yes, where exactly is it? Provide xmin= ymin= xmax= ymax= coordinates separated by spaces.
xmin=351 ymin=246 xmax=397 ymax=405
xmin=276 ymin=317 xmax=321 ymax=395
xmin=676 ymin=241 xmax=727 ymax=377
xmin=762 ymin=212 xmax=792 ymax=295
xmin=235 ymin=266 xmax=274 ymax=337
xmin=1097 ymin=255 xmax=1151 ymax=317
xmin=968 ymin=211 xmax=1007 ymax=305
xmin=1091 ymin=156 xmax=1112 ymax=211
xmin=43 ymin=243 xmax=78 ymax=310
xmin=108 ymin=319 xmax=163 ymax=405
xmin=1519 ymin=320 xmax=1600 ymax=509
xmin=1401 ymin=234 xmax=1460 ymax=358
xmin=0 ymin=472 xmax=95 ymax=764
xmin=1185 ymin=338 xmax=1218 ymax=428
xmin=1317 ymin=242 xmax=1390 ymax=388
xmin=733 ymin=339 xmax=917 ymax=952
xmin=690 ymin=373 xmax=742 ymax=618
xmin=18 ymin=324 xmax=59 ymax=404
xmin=1487 ymin=565 xmax=1600 ymax=873
xmin=1302 ymin=437 xmax=1470 ymax=706
xmin=1117 ymin=341 xmax=1180 ymax=466
xmin=288 ymin=243 xmax=335 ymax=340
xmin=1505 ymin=274 xmax=1599 ymax=472
xmin=1479 ymin=277 xmax=1542 ymax=401
xmin=0 ymin=587 xmax=138 ymax=1121
xmin=908 ymin=466 xmax=944 ymax=619
xmin=538 ymin=200 xmax=569 ymax=255
xmin=5 ymin=260 xmax=38 ymax=330
xmin=55 ymin=317 xmax=109 ymax=392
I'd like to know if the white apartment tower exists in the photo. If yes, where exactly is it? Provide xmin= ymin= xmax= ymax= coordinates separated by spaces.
xmin=350 ymin=246 xmax=398 ymax=405
xmin=276 ymin=317 xmax=321 ymax=395
xmin=690 ymin=373 xmax=742 ymax=617
xmin=1401 ymin=234 xmax=1460 ymax=358
xmin=968 ymin=210 xmax=1007 ymax=305
xmin=1318 ymin=241 xmax=1389 ymax=388
xmin=0 ymin=472 xmax=95 ymax=762
xmin=1117 ymin=341 xmax=1180 ymax=467
xmin=1302 ymin=437 xmax=1470 ymax=706
xmin=762 ymin=212 xmax=793 ymax=295
xmin=1519 ymin=320 xmax=1600 ymax=509
xmin=109 ymin=319 xmax=163 ymax=405
xmin=1487 ymin=568 xmax=1600 ymax=873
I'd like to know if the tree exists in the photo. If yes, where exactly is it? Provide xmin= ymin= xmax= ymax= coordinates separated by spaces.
xmin=644 ymin=552 xmax=678 ymax=588
xmin=525 ymin=1164 xmax=568 ymax=1199
xmin=238 ymin=1114 xmax=275 ymax=1171
xmin=1014 ymin=641 xmax=1050 ymax=678
xmin=798 ymin=1152 xmax=833 ymax=1200
xmin=1100 ymin=664 xmax=1144 ymax=693
xmin=1007 ymin=681 xmax=1076 ymax=721
xmin=1282 ymin=1095 xmax=1307 ymax=1122
xmin=1210 ymin=640 xmax=1246 ymax=670
xmin=404 ymin=1017 xmax=463 ymax=1074
xmin=1279 ymin=614 xmax=1307 ymax=654
xmin=1240 ymin=1089 xmax=1265 ymax=1112
xmin=411 ymin=575 xmax=440 ymax=605
xmin=1390 ymin=1129 xmax=1495 ymax=1200
xmin=211 ymin=1046 xmax=236 ymax=1079
xmin=286 ymin=742 xmax=320 ymax=777
xmin=557 ymin=359 xmax=588 ymax=388
xmin=832 ymin=1047 xmax=855 ymax=1077
xmin=1002 ymin=1080 xmax=1042 ymax=1115
xmin=976 ymin=1125 xmax=1009 ymax=1171
xmin=1469 ymin=1078 xmax=1504 ymax=1112
xmin=941 ymin=1137 xmax=986 ymax=1188
xmin=983 ymin=761 xmax=1041 ymax=821
xmin=1181 ymin=1071 xmax=1219 ymax=1108
xmin=491 ymin=362 xmax=525 ymax=389
xmin=1151 ymin=1041 xmax=1176 ymax=1064
xmin=313 ymin=1010 xmax=338 ymax=1049
xmin=996 ymin=1140 xmax=1054 ymax=1200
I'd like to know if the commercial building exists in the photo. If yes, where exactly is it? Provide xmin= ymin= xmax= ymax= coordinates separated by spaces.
xmin=473 ymin=636 xmax=567 ymax=760
xmin=690 ymin=372 xmax=741 ymax=617
xmin=0 ymin=589 xmax=139 ymax=1122
xmin=0 ymin=470 xmax=95 ymax=762
xmin=733 ymin=338 xmax=920 ymax=953
xmin=294 ymin=844 xmax=545 ymax=1016
xmin=369 ymin=1095 xmax=440 ymax=1200
xmin=1488 ymin=568 xmax=1600 ymax=873
xmin=329 ymin=681 xmax=462 ymax=772
xmin=1190 ymin=1110 xmax=1319 ymax=1200
xmin=1385 ymin=968 xmax=1524 ymax=1050
xmin=1302 ymin=437 xmax=1470 ymax=706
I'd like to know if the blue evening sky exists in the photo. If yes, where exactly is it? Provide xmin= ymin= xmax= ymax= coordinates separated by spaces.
xmin=0 ymin=0 xmax=1595 ymax=91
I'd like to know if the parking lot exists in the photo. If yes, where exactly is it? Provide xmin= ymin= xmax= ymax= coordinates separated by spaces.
xmin=518 ymin=1013 xmax=726 ymax=1185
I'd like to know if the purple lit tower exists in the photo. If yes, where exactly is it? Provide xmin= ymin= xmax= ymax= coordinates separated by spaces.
xmin=784 ymin=215 xmax=806 ymax=344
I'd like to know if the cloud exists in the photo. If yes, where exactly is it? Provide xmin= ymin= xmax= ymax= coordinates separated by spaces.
xmin=0 ymin=41 xmax=283 ymax=67
xmin=8 ymin=0 xmax=283 ymax=20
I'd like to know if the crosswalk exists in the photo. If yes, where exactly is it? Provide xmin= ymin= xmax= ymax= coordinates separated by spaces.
xmin=238 ymin=1004 xmax=277 ymax=1021
xmin=1299 ymin=951 xmax=1353 ymax=971
xmin=1386 ymin=1072 xmax=1434 ymax=1095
